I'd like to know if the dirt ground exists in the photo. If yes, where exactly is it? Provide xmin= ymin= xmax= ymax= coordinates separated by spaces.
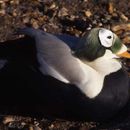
xmin=0 ymin=0 xmax=130 ymax=130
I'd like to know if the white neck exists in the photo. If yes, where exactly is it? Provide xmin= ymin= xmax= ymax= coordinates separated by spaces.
xmin=85 ymin=50 xmax=122 ymax=76
xmin=77 ymin=50 xmax=122 ymax=98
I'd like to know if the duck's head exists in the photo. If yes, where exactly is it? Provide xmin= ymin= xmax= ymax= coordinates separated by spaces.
xmin=74 ymin=28 xmax=130 ymax=61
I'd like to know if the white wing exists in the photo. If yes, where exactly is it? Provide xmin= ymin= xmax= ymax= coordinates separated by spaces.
xmin=18 ymin=28 xmax=88 ymax=85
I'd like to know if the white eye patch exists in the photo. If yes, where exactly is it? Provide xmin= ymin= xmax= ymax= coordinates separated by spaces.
xmin=99 ymin=29 xmax=114 ymax=48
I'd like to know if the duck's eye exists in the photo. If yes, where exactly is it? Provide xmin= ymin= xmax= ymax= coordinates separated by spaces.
xmin=107 ymin=36 xmax=112 ymax=39
xmin=99 ymin=29 xmax=114 ymax=48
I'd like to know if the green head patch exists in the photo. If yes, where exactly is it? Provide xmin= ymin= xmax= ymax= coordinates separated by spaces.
xmin=74 ymin=28 xmax=106 ymax=61
xmin=110 ymin=34 xmax=122 ymax=54
xmin=74 ymin=28 xmax=123 ymax=61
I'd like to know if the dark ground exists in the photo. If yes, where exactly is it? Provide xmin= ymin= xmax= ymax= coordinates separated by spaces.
xmin=0 ymin=0 xmax=130 ymax=130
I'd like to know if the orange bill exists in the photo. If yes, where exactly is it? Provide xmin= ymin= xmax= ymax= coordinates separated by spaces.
xmin=117 ymin=51 xmax=130 ymax=58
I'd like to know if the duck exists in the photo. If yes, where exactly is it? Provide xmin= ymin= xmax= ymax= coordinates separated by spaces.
xmin=0 ymin=27 xmax=130 ymax=122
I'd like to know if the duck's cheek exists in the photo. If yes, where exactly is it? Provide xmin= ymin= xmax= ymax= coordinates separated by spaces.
xmin=116 ymin=44 xmax=130 ymax=59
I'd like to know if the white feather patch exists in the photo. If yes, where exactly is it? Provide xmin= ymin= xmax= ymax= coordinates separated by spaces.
xmin=99 ymin=29 xmax=114 ymax=47
xmin=37 ymin=53 xmax=70 ymax=83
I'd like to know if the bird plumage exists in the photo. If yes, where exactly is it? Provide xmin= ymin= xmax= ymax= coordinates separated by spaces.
xmin=0 ymin=28 xmax=129 ymax=122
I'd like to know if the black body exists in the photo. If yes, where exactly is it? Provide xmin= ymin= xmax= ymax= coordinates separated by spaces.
xmin=0 ymin=36 xmax=129 ymax=122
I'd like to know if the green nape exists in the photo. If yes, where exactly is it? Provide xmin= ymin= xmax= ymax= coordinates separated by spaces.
xmin=111 ymin=36 xmax=122 ymax=54
xmin=74 ymin=28 xmax=105 ymax=61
